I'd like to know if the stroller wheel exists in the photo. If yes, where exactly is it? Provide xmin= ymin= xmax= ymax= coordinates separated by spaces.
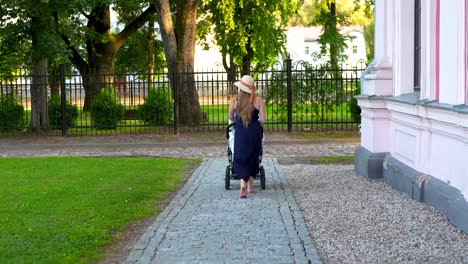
xmin=225 ymin=165 xmax=231 ymax=190
xmin=259 ymin=166 xmax=266 ymax=189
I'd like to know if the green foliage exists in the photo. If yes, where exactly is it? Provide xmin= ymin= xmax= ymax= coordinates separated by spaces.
xmin=138 ymin=87 xmax=174 ymax=126
xmin=48 ymin=94 xmax=79 ymax=129
xmin=265 ymin=63 xmax=348 ymax=122
xmin=349 ymin=81 xmax=361 ymax=122
xmin=363 ymin=23 xmax=374 ymax=64
xmin=115 ymin=24 xmax=166 ymax=74
xmin=90 ymin=89 xmax=125 ymax=130
xmin=198 ymin=0 xmax=303 ymax=71
xmin=0 ymin=92 xmax=25 ymax=131
xmin=353 ymin=0 xmax=374 ymax=19
xmin=313 ymin=1 xmax=350 ymax=65
xmin=0 ymin=156 xmax=198 ymax=263
xmin=291 ymin=0 xmax=374 ymax=65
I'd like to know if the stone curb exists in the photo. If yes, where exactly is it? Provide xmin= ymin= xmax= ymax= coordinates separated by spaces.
xmin=126 ymin=159 xmax=210 ymax=263
xmin=0 ymin=137 xmax=360 ymax=151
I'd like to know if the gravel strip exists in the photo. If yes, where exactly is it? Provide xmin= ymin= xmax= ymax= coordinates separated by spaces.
xmin=281 ymin=164 xmax=468 ymax=263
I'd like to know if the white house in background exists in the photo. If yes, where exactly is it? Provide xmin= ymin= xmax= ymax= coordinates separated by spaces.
xmin=355 ymin=0 xmax=468 ymax=234
xmin=286 ymin=26 xmax=367 ymax=66
xmin=194 ymin=26 xmax=367 ymax=70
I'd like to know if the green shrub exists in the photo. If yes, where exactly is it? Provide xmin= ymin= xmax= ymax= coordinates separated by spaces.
xmin=0 ymin=93 xmax=25 ymax=131
xmin=48 ymin=94 xmax=78 ymax=129
xmin=349 ymin=84 xmax=361 ymax=123
xmin=139 ymin=87 xmax=173 ymax=125
xmin=266 ymin=63 xmax=341 ymax=122
xmin=90 ymin=89 xmax=124 ymax=129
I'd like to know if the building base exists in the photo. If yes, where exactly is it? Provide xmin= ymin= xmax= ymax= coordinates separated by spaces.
xmin=354 ymin=146 xmax=468 ymax=234
xmin=354 ymin=145 xmax=386 ymax=179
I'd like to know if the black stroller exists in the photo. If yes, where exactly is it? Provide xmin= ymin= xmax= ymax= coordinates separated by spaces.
xmin=225 ymin=122 xmax=266 ymax=190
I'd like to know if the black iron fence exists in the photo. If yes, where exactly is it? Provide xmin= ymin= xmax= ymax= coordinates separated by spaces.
xmin=0 ymin=60 xmax=366 ymax=136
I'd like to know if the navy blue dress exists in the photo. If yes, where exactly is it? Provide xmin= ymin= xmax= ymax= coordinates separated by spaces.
xmin=234 ymin=108 xmax=262 ymax=182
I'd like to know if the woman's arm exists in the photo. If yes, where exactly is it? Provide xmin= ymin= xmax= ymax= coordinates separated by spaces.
xmin=256 ymin=97 xmax=266 ymax=124
xmin=228 ymin=96 xmax=236 ymax=122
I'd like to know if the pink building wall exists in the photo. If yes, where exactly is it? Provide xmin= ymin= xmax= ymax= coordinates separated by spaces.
xmin=355 ymin=0 xmax=468 ymax=233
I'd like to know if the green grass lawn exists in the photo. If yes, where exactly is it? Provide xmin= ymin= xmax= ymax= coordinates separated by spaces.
xmin=309 ymin=155 xmax=354 ymax=164
xmin=2 ymin=102 xmax=357 ymax=136
xmin=201 ymin=103 xmax=354 ymax=124
xmin=0 ymin=157 xmax=200 ymax=263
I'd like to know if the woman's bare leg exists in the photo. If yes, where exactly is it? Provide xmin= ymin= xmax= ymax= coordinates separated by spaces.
xmin=247 ymin=176 xmax=254 ymax=193
xmin=240 ymin=179 xmax=247 ymax=198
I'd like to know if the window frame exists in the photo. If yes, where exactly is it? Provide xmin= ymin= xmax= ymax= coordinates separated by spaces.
xmin=414 ymin=0 xmax=421 ymax=91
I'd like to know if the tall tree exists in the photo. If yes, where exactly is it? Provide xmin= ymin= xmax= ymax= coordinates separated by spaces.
xmin=198 ymin=0 xmax=303 ymax=78
xmin=300 ymin=0 xmax=373 ymax=65
xmin=29 ymin=0 xmax=50 ymax=132
xmin=313 ymin=0 xmax=350 ymax=67
xmin=56 ymin=1 xmax=157 ymax=110
xmin=155 ymin=0 xmax=203 ymax=125
xmin=30 ymin=0 xmax=50 ymax=132
xmin=0 ymin=0 xmax=64 ymax=132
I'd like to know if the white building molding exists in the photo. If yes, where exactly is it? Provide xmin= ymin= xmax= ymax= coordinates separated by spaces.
xmin=393 ymin=0 xmax=415 ymax=96
xmin=439 ymin=1 xmax=466 ymax=105
xmin=361 ymin=0 xmax=393 ymax=96
xmin=420 ymin=0 xmax=437 ymax=101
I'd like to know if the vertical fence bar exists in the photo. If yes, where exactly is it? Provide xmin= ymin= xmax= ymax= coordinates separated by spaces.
xmin=173 ymin=63 xmax=179 ymax=135
xmin=286 ymin=58 xmax=292 ymax=132
xmin=60 ymin=64 xmax=67 ymax=136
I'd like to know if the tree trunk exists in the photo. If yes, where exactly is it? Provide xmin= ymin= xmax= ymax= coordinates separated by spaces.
xmin=222 ymin=53 xmax=237 ymax=97
xmin=155 ymin=0 xmax=177 ymax=90
xmin=328 ymin=1 xmax=339 ymax=68
xmin=82 ymin=46 xmax=117 ymax=110
xmin=176 ymin=0 xmax=202 ymax=125
xmin=80 ymin=4 xmax=115 ymax=110
xmin=156 ymin=0 xmax=202 ymax=125
xmin=29 ymin=2 xmax=49 ymax=133
xmin=30 ymin=57 xmax=49 ymax=133
xmin=241 ymin=38 xmax=253 ymax=76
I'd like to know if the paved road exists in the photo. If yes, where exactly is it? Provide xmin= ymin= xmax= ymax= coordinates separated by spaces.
xmin=126 ymin=158 xmax=321 ymax=264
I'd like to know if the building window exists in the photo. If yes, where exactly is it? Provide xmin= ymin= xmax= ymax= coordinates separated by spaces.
xmin=414 ymin=0 xmax=421 ymax=91
xmin=352 ymin=45 xmax=358 ymax=54
xmin=305 ymin=46 xmax=309 ymax=55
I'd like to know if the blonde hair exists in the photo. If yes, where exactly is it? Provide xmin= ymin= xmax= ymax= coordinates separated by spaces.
xmin=236 ymin=90 xmax=254 ymax=128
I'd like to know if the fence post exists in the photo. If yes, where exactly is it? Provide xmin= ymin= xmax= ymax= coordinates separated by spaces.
xmin=60 ymin=64 xmax=67 ymax=136
xmin=172 ymin=63 xmax=179 ymax=135
xmin=286 ymin=58 xmax=292 ymax=132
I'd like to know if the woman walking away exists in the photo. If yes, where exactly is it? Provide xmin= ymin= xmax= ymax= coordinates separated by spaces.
xmin=228 ymin=75 xmax=266 ymax=198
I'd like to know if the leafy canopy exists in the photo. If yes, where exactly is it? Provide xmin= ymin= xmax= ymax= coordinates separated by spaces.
xmin=198 ymin=0 xmax=303 ymax=69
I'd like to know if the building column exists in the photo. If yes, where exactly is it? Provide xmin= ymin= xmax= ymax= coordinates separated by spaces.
xmin=361 ymin=0 xmax=394 ymax=96
xmin=355 ymin=0 xmax=394 ymax=179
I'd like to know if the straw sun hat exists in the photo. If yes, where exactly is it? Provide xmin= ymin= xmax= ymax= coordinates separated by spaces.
xmin=234 ymin=75 xmax=256 ymax=103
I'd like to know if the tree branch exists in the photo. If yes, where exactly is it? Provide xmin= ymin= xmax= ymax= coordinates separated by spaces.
xmin=114 ymin=5 xmax=156 ymax=48
xmin=53 ymin=11 xmax=87 ymax=74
